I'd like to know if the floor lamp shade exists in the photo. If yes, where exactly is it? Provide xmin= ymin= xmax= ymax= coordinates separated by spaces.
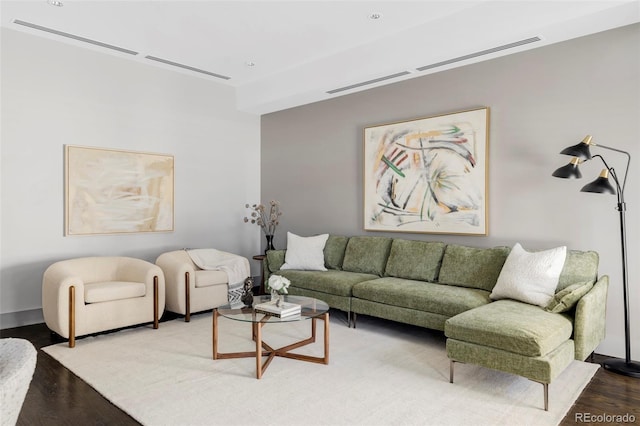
xmin=552 ymin=158 xmax=582 ymax=179
xmin=580 ymin=169 xmax=616 ymax=194
xmin=559 ymin=135 xmax=593 ymax=160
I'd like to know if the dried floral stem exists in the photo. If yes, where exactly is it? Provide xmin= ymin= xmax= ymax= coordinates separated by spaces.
xmin=243 ymin=200 xmax=282 ymax=236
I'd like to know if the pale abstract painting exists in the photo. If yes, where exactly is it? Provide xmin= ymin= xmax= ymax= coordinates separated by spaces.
xmin=65 ymin=145 xmax=174 ymax=235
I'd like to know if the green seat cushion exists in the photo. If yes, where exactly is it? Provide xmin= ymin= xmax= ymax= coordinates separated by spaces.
xmin=445 ymin=300 xmax=573 ymax=357
xmin=384 ymin=239 xmax=445 ymax=282
xmin=556 ymin=251 xmax=599 ymax=291
xmin=275 ymin=269 xmax=378 ymax=297
xmin=437 ymin=244 xmax=510 ymax=291
xmin=352 ymin=277 xmax=491 ymax=318
xmin=341 ymin=236 xmax=392 ymax=276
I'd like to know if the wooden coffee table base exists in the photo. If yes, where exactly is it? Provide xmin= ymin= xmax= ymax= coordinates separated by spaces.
xmin=212 ymin=309 xmax=330 ymax=379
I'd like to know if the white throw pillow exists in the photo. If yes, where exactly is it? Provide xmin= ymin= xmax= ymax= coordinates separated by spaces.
xmin=280 ymin=232 xmax=329 ymax=271
xmin=490 ymin=243 xmax=567 ymax=307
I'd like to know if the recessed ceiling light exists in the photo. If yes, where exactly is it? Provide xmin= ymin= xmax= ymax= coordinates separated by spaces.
xmin=47 ymin=0 xmax=64 ymax=6
xmin=368 ymin=13 xmax=383 ymax=20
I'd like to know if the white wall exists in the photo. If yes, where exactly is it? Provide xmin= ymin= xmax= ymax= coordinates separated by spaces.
xmin=0 ymin=28 xmax=262 ymax=327
xmin=261 ymin=24 xmax=640 ymax=358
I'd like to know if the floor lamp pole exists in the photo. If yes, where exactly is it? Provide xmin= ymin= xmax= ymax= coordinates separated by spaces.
xmin=602 ymin=189 xmax=640 ymax=377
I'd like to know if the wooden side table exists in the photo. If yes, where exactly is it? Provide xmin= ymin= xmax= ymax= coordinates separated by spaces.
xmin=252 ymin=255 xmax=267 ymax=295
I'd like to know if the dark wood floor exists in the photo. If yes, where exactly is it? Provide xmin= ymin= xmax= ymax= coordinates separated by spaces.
xmin=2 ymin=315 xmax=639 ymax=426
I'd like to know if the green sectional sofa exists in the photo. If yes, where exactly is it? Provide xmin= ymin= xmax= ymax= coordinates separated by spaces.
xmin=263 ymin=234 xmax=608 ymax=410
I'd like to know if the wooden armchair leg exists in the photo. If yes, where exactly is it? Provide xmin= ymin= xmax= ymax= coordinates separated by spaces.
xmin=185 ymin=271 xmax=191 ymax=322
xmin=68 ymin=286 xmax=75 ymax=348
xmin=153 ymin=276 xmax=159 ymax=329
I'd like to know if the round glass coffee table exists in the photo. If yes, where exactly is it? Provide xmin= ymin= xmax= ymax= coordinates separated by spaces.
xmin=213 ymin=295 xmax=330 ymax=379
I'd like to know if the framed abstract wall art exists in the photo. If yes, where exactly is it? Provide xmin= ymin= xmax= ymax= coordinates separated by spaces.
xmin=363 ymin=107 xmax=489 ymax=235
xmin=65 ymin=145 xmax=174 ymax=235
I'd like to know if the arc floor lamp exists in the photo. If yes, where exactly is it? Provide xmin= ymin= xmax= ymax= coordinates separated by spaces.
xmin=553 ymin=135 xmax=639 ymax=378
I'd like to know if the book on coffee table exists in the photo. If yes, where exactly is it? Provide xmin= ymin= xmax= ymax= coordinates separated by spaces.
xmin=254 ymin=300 xmax=301 ymax=318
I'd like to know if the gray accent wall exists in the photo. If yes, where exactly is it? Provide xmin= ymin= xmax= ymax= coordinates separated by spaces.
xmin=261 ymin=24 xmax=640 ymax=358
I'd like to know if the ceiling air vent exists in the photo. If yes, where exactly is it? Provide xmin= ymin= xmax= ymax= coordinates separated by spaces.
xmin=416 ymin=36 xmax=542 ymax=72
xmin=327 ymin=71 xmax=411 ymax=94
xmin=145 ymin=56 xmax=231 ymax=80
xmin=13 ymin=20 xmax=138 ymax=55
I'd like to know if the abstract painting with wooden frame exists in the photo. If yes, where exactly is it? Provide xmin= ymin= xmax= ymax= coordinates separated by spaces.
xmin=65 ymin=145 xmax=174 ymax=235
xmin=363 ymin=107 xmax=489 ymax=235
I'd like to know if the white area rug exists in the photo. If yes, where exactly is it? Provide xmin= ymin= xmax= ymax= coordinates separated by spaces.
xmin=43 ymin=313 xmax=598 ymax=426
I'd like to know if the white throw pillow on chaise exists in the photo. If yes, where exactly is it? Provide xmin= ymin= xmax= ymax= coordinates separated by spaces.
xmin=490 ymin=243 xmax=567 ymax=307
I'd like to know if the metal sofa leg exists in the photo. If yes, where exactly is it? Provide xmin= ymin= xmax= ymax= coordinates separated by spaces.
xmin=185 ymin=271 xmax=191 ymax=322
xmin=543 ymin=382 xmax=549 ymax=411
xmin=353 ymin=312 xmax=357 ymax=329
xmin=153 ymin=276 xmax=159 ymax=329
xmin=68 ymin=286 xmax=75 ymax=348
xmin=450 ymin=360 xmax=454 ymax=383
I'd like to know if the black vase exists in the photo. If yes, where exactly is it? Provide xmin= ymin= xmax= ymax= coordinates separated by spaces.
xmin=265 ymin=234 xmax=275 ymax=254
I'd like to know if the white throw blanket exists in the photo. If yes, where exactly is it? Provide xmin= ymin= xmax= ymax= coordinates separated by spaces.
xmin=186 ymin=249 xmax=250 ymax=286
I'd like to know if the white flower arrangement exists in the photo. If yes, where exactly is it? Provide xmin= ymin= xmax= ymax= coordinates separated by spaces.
xmin=267 ymin=274 xmax=290 ymax=294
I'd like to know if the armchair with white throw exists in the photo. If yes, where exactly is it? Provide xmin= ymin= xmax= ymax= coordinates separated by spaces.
xmin=42 ymin=257 xmax=165 ymax=348
xmin=155 ymin=249 xmax=250 ymax=321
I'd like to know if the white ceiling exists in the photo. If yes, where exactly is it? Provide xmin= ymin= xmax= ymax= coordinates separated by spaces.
xmin=2 ymin=1 xmax=639 ymax=114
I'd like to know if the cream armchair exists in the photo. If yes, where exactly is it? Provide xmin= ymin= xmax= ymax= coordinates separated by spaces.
xmin=155 ymin=250 xmax=238 ymax=321
xmin=42 ymin=257 xmax=165 ymax=348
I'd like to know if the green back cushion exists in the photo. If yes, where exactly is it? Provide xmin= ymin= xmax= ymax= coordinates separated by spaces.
xmin=266 ymin=250 xmax=286 ymax=272
xmin=324 ymin=235 xmax=349 ymax=270
xmin=342 ymin=236 xmax=392 ymax=276
xmin=438 ymin=244 xmax=510 ymax=291
xmin=556 ymin=250 xmax=599 ymax=291
xmin=384 ymin=239 xmax=446 ymax=282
